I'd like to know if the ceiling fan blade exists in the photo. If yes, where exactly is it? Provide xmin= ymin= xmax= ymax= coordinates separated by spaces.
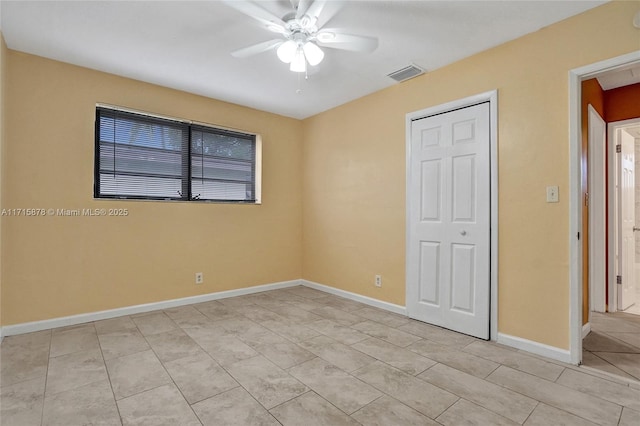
xmin=231 ymin=39 xmax=283 ymax=58
xmin=316 ymin=31 xmax=378 ymax=53
xmin=223 ymin=0 xmax=287 ymax=33
xmin=295 ymin=0 xmax=311 ymax=19
xmin=303 ymin=0 xmax=326 ymax=22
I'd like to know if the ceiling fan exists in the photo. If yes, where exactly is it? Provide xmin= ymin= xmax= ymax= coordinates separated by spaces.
xmin=224 ymin=0 xmax=378 ymax=73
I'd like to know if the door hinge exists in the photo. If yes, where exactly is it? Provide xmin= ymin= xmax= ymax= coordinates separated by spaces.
xmin=585 ymin=192 xmax=589 ymax=206
xmin=616 ymin=144 xmax=622 ymax=153
xmin=577 ymin=232 xmax=580 ymax=240
xmin=617 ymin=275 xmax=622 ymax=284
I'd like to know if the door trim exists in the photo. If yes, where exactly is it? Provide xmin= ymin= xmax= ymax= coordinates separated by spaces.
xmin=569 ymin=50 xmax=640 ymax=365
xmin=405 ymin=90 xmax=499 ymax=340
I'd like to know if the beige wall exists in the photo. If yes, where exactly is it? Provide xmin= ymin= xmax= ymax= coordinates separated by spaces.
xmin=0 ymin=31 xmax=6 ymax=329
xmin=301 ymin=1 xmax=640 ymax=349
xmin=2 ymin=50 xmax=303 ymax=325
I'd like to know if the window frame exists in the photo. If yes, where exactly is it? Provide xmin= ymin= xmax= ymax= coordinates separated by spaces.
xmin=94 ymin=105 xmax=261 ymax=204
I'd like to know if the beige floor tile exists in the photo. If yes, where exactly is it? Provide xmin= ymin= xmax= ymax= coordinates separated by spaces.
xmin=285 ymin=298 xmax=326 ymax=311
xmin=581 ymin=351 xmax=638 ymax=380
xmin=298 ymin=335 xmax=376 ymax=372
xmin=398 ymin=321 xmax=477 ymax=348
xmin=272 ymin=305 xmax=324 ymax=324
xmin=436 ymin=398 xmax=518 ymax=426
xmin=202 ymin=334 xmax=260 ymax=367
xmin=352 ymin=307 xmax=409 ymax=328
xmin=144 ymin=329 xmax=202 ymax=363
xmin=607 ymin=331 xmax=640 ymax=350
xmin=419 ymin=363 xmax=536 ymax=424
xmin=619 ymin=407 xmax=640 ymax=426
xmin=50 ymin=324 xmax=100 ymax=358
xmin=351 ymin=395 xmax=438 ymax=426
xmin=487 ymin=365 xmax=622 ymax=425
xmin=117 ymin=383 xmax=200 ymax=426
xmin=314 ymin=295 xmax=369 ymax=312
xmin=216 ymin=294 xmax=260 ymax=307
xmin=94 ymin=316 xmax=137 ymax=335
xmin=98 ymin=329 xmax=150 ymax=360
xmin=269 ymin=391 xmax=361 ymax=426
xmin=163 ymin=351 xmax=239 ymax=404
xmin=583 ymin=331 xmax=639 ymax=353
xmin=192 ymin=300 xmax=239 ymax=321
xmin=0 ymin=331 xmax=51 ymax=387
xmin=354 ymin=361 xmax=458 ymax=419
xmin=226 ymin=355 xmax=308 ymax=409
xmin=288 ymin=357 xmax=382 ymax=414
xmin=352 ymin=337 xmax=435 ymax=375
xmin=45 ymin=348 xmax=108 ymax=396
xmin=192 ymin=387 xmax=280 ymax=426
xmin=285 ymin=286 xmax=328 ymax=299
xmin=131 ymin=312 xmax=178 ymax=336
xmin=351 ymin=320 xmax=422 ymax=348
xmin=556 ymin=368 xmax=640 ymax=411
xmin=252 ymin=340 xmax=316 ymax=369
xmin=592 ymin=352 xmax=640 ymax=381
xmin=463 ymin=340 xmax=564 ymax=381
xmin=234 ymin=305 xmax=286 ymax=322
xmin=163 ymin=306 xmax=213 ymax=329
xmin=309 ymin=306 xmax=363 ymax=326
xmin=260 ymin=319 xmax=321 ymax=342
xmin=306 ymin=319 xmax=369 ymax=345
xmin=218 ymin=316 xmax=273 ymax=337
xmin=523 ymin=403 xmax=598 ymax=425
xmin=409 ymin=340 xmax=499 ymax=378
xmin=41 ymin=379 xmax=120 ymax=426
xmin=0 ymin=376 xmax=45 ymax=426
xmin=105 ymin=349 xmax=171 ymax=400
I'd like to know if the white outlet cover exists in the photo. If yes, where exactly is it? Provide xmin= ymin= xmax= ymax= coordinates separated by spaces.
xmin=546 ymin=186 xmax=559 ymax=203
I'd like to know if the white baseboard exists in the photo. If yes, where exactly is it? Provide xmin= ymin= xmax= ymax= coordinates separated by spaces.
xmin=1 ymin=279 xmax=302 ymax=337
xmin=301 ymin=279 xmax=407 ymax=316
xmin=582 ymin=322 xmax=591 ymax=339
xmin=497 ymin=332 xmax=572 ymax=364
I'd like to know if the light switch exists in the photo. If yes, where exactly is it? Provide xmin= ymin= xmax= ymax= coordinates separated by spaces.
xmin=546 ymin=186 xmax=559 ymax=203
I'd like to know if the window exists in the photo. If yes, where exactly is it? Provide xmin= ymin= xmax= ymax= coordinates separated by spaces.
xmin=95 ymin=107 xmax=257 ymax=202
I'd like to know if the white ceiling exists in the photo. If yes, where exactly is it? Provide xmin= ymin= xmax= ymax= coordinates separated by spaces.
xmin=1 ymin=0 xmax=608 ymax=119
xmin=597 ymin=64 xmax=640 ymax=90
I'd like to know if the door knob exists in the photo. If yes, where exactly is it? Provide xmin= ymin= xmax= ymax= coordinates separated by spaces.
xmin=634 ymin=227 xmax=640 ymax=232
xmin=460 ymin=230 xmax=467 ymax=236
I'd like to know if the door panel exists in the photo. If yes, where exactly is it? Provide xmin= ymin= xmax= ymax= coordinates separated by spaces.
xmin=407 ymin=102 xmax=490 ymax=339
xmin=619 ymin=129 xmax=636 ymax=311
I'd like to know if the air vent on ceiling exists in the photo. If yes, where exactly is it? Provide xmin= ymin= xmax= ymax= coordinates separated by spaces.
xmin=387 ymin=64 xmax=425 ymax=83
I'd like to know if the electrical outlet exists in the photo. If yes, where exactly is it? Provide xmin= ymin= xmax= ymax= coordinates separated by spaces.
xmin=375 ymin=275 xmax=382 ymax=287
xmin=195 ymin=272 xmax=203 ymax=285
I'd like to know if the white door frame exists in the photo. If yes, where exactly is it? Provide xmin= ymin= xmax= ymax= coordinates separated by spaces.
xmin=406 ymin=90 xmax=499 ymax=340
xmin=569 ymin=50 xmax=640 ymax=365
xmin=609 ymin=118 xmax=640 ymax=313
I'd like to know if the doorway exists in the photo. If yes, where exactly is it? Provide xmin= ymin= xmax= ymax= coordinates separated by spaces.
xmin=569 ymin=50 xmax=640 ymax=366
xmin=406 ymin=91 xmax=498 ymax=341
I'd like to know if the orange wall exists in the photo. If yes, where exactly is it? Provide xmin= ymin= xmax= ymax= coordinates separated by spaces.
xmin=605 ymin=83 xmax=640 ymax=123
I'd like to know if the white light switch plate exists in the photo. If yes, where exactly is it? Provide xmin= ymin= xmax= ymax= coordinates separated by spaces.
xmin=546 ymin=186 xmax=559 ymax=203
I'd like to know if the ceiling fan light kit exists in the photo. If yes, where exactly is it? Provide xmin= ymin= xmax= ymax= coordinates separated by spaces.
xmin=226 ymin=0 xmax=378 ymax=74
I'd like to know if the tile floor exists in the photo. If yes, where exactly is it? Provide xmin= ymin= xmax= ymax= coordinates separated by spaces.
xmin=0 ymin=286 xmax=639 ymax=425
xmin=583 ymin=311 xmax=640 ymax=381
